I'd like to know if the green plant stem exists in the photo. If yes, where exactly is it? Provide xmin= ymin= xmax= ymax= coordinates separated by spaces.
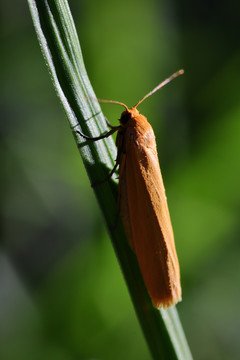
xmin=27 ymin=1 xmax=193 ymax=359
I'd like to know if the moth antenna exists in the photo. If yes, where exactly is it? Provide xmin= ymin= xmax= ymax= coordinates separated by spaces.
xmin=98 ymin=98 xmax=129 ymax=111
xmin=134 ymin=69 xmax=184 ymax=108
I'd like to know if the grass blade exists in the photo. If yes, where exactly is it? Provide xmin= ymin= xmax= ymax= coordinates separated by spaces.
xmin=27 ymin=1 xmax=193 ymax=359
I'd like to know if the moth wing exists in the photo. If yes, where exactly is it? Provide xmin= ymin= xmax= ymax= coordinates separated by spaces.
xmin=119 ymin=126 xmax=181 ymax=308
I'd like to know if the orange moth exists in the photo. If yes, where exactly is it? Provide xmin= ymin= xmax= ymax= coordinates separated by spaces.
xmin=77 ymin=70 xmax=183 ymax=308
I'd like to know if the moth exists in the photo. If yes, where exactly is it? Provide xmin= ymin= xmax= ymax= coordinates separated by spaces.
xmin=77 ymin=70 xmax=183 ymax=308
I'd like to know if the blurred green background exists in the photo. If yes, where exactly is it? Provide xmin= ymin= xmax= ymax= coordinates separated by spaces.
xmin=1 ymin=0 xmax=240 ymax=359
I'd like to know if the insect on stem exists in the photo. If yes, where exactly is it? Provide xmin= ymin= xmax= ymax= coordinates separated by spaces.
xmin=76 ymin=69 xmax=184 ymax=309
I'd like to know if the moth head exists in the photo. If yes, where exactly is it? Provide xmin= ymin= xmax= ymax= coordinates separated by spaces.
xmin=120 ymin=107 xmax=139 ymax=125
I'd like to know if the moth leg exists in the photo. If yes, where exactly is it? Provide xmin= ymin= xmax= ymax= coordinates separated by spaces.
xmin=76 ymin=127 xmax=119 ymax=186
xmin=76 ymin=126 xmax=119 ymax=141
xmin=99 ymin=131 xmax=124 ymax=188
xmin=104 ymin=116 xmax=119 ymax=130
xmin=76 ymin=126 xmax=122 ymax=205
xmin=108 ymin=154 xmax=124 ymax=231
xmin=91 ymin=161 xmax=119 ymax=187
xmin=108 ymin=132 xmax=126 ymax=230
